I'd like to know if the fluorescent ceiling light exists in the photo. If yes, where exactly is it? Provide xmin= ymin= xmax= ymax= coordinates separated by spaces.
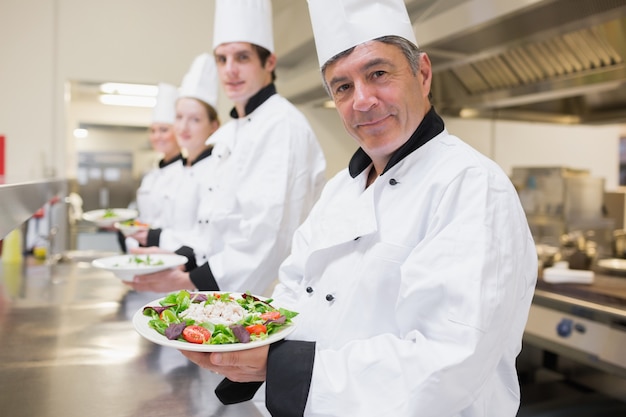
xmin=73 ymin=128 xmax=89 ymax=138
xmin=99 ymin=94 xmax=156 ymax=108
xmin=99 ymin=82 xmax=158 ymax=97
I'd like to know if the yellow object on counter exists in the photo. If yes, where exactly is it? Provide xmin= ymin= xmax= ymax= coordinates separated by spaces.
xmin=1 ymin=228 xmax=24 ymax=264
xmin=33 ymin=245 xmax=47 ymax=260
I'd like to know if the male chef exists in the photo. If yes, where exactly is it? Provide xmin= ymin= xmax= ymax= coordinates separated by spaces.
xmin=181 ymin=0 xmax=538 ymax=416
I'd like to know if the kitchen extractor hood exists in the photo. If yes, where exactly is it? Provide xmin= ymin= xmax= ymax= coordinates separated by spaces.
xmin=426 ymin=0 xmax=626 ymax=124
xmin=274 ymin=0 xmax=626 ymax=125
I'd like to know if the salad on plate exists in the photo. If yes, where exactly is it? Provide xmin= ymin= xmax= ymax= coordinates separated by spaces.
xmin=133 ymin=290 xmax=298 ymax=352
xmin=115 ymin=219 xmax=150 ymax=236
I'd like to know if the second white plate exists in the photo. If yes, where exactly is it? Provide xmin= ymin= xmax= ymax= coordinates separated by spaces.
xmin=82 ymin=208 xmax=138 ymax=227
xmin=92 ymin=253 xmax=188 ymax=281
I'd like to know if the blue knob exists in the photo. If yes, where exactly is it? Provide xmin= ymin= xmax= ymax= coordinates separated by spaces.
xmin=556 ymin=318 xmax=573 ymax=337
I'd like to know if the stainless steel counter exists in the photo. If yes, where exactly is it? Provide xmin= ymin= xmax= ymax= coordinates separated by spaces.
xmin=0 ymin=257 xmax=269 ymax=417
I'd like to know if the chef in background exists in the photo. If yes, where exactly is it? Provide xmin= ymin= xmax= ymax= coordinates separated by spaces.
xmin=136 ymin=82 xmax=182 ymax=226
xmin=120 ymin=82 xmax=182 ymax=252
xmin=130 ymin=53 xmax=221 ymax=250
xmin=128 ymin=0 xmax=326 ymax=298
xmin=180 ymin=0 xmax=538 ymax=416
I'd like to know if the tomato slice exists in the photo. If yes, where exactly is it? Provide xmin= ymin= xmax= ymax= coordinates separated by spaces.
xmin=260 ymin=311 xmax=281 ymax=321
xmin=182 ymin=325 xmax=211 ymax=344
xmin=245 ymin=324 xmax=267 ymax=335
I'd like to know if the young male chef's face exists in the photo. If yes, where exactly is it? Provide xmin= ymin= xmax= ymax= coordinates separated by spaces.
xmin=174 ymin=97 xmax=217 ymax=154
xmin=214 ymin=42 xmax=276 ymax=107
xmin=323 ymin=40 xmax=432 ymax=168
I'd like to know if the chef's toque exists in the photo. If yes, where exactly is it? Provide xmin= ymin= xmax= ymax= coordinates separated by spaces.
xmin=307 ymin=0 xmax=418 ymax=68
xmin=178 ymin=53 xmax=219 ymax=108
xmin=212 ymin=0 xmax=274 ymax=53
xmin=151 ymin=83 xmax=178 ymax=124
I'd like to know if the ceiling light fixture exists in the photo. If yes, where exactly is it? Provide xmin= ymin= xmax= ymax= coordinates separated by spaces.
xmin=73 ymin=128 xmax=89 ymax=139
xmin=99 ymin=82 xmax=158 ymax=97
xmin=98 ymin=94 xmax=157 ymax=108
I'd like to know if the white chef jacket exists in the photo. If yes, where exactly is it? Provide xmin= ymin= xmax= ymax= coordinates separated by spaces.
xmin=163 ymin=90 xmax=326 ymax=296
xmin=271 ymin=115 xmax=537 ymax=416
xmin=135 ymin=155 xmax=183 ymax=228
xmin=157 ymin=149 xmax=215 ymax=251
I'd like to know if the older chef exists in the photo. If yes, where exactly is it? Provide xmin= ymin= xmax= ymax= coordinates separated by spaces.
xmin=130 ymin=53 xmax=220 ymax=252
xmin=128 ymin=0 xmax=326 ymax=297
xmin=180 ymin=0 xmax=538 ymax=416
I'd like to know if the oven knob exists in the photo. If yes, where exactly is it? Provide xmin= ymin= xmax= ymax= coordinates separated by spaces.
xmin=574 ymin=323 xmax=586 ymax=334
xmin=556 ymin=318 xmax=573 ymax=337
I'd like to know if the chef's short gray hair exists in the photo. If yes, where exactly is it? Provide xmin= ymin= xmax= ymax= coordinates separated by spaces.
xmin=320 ymin=35 xmax=422 ymax=97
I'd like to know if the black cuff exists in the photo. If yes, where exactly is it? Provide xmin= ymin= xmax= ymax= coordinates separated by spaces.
xmin=175 ymin=246 xmax=198 ymax=272
xmin=188 ymin=262 xmax=220 ymax=291
xmin=146 ymin=228 xmax=162 ymax=247
xmin=116 ymin=230 xmax=127 ymax=253
xmin=266 ymin=340 xmax=315 ymax=417
xmin=215 ymin=379 xmax=263 ymax=405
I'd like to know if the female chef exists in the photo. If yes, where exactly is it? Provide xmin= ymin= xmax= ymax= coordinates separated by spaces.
xmin=130 ymin=53 xmax=220 ymax=251
xmin=119 ymin=83 xmax=182 ymax=252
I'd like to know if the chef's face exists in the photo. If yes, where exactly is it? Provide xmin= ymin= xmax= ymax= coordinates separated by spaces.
xmin=214 ymin=42 xmax=276 ymax=113
xmin=174 ymin=97 xmax=218 ymax=155
xmin=323 ymin=41 xmax=432 ymax=171
xmin=149 ymin=123 xmax=179 ymax=159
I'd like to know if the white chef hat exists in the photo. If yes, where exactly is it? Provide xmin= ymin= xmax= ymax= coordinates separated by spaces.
xmin=151 ymin=83 xmax=178 ymax=124
xmin=178 ymin=53 xmax=219 ymax=108
xmin=307 ymin=0 xmax=418 ymax=68
xmin=212 ymin=0 xmax=274 ymax=53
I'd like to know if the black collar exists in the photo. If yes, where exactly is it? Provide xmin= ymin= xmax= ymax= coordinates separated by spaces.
xmin=158 ymin=153 xmax=183 ymax=169
xmin=348 ymin=107 xmax=445 ymax=178
xmin=183 ymin=146 xmax=213 ymax=167
xmin=229 ymin=83 xmax=277 ymax=119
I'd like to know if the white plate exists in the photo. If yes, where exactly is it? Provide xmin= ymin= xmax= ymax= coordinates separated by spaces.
xmin=132 ymin=292 xmax=296 ymax=352
xmin=92 ymin=253 xmax=188 ymax=281
xmin=114 ymin=220 xmax=150 ymax=237
xmin=82 ymin=208 xmax=138 ymax=227
xmin=597 ymin=258 xmax=626 ymax=273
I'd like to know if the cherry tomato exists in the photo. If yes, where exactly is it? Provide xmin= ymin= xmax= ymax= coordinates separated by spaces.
xmin=182 ymin=325 xmax=211 ymax=344
xmin=245 ymin=324 xmax=267 ymax=335
xmin=214 ymin=293 xmax=232 ymax=300
xmin=260 ymin=311 xmax=281 ymax=321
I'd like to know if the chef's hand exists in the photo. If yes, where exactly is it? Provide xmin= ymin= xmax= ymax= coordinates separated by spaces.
xmin=128 ymin=230 xmax=148 ymax=246
xmin=125 ymin=265 xmax=194 ymax=293
xmin=181 ymin=345 xmax=269 ymax=383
